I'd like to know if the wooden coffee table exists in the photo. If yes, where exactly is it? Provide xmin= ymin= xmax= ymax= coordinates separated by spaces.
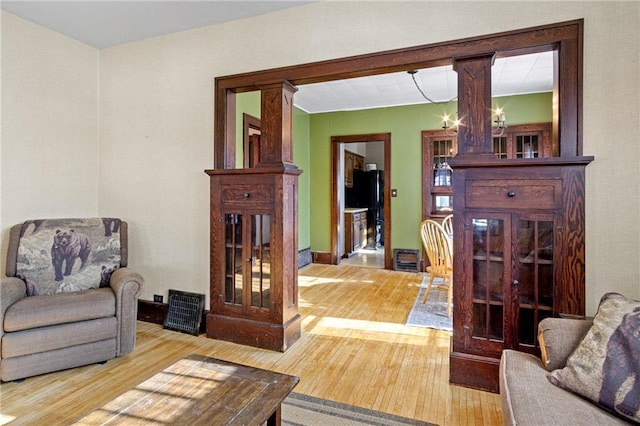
xmin=75 ymin=354 xmax=299 ymax=425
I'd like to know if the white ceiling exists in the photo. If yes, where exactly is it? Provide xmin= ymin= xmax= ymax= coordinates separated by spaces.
xmin=295 ymin=52 xmax=554 ymax=113
xmin=2 ymin=1 xmax=554 ymax=114
xmin=1 ymin=1 xmax=314 ymax=49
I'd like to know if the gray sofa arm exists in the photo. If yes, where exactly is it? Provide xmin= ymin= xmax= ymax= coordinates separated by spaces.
xmin=1 ymin=277 xmax=27 ymax=357
xmin=110 ymin=268 xmax=144 ymax=356
xmin=538 ymin=317 xmax=593 ymax=371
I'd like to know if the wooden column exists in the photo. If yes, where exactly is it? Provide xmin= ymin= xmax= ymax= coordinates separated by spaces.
xmin=258 ymin=80 xmax=298 ymax=169
xmin=453 ymin=54 xmax=495 ymax=156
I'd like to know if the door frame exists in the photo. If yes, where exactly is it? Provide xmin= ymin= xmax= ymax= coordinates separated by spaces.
xmin=331 ymin=133 xmax=392 ymax=269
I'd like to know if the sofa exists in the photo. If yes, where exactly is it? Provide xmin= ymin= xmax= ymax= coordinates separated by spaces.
xmin=500 ymin=315 xmax=635 ymax=425
xmin=1 ymin=218 xmax=144 ymax=382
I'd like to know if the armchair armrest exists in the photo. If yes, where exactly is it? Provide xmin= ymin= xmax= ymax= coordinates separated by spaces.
xmin=1 ymin=277 xmax=27 ymax=313
xmin=1 ymin=277 xmax=27 ymax=357
xmin=538 ymin=317 xmax=593 ymax=371
xmin=110 ymin=268 xmax=144 ymax=356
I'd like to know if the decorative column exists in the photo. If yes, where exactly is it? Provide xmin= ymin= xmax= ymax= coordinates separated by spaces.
xmin=257 ymin=80 xmax=298 ymax=170
xmin=453 ymin=54 xmax=495 ymax=157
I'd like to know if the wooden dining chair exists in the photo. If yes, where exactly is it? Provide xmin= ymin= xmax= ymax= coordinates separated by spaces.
xmin=441 ymin=214 xmax=453 ymax=237
xmin=419 ymin=219 xmax=454 ymax=317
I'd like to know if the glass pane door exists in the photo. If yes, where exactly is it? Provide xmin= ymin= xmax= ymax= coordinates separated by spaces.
xmin=251 ymin=214 xmax=271 ymax=309
xmin=224 ymin=214 xmax=243 ymax=305
xmin=470 ymin=216 xmax=508 ymax=347
xmin=516 ymin=215 xmax=555 ymax=349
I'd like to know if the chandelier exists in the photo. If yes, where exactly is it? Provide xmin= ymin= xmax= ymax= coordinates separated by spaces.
xmin=442 ymin=108 xmax=507 ymax=137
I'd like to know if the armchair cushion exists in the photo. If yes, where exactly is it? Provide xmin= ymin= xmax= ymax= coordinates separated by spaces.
xmin=548 ymin=292 xmax=640 ymax=423
xmin=2 ymin=317 xmax=117 ymax=358
xmin=4 ymin=287 xmax=116 ymax=332
xmin=15 ymin=218 xmax=122 ymax=296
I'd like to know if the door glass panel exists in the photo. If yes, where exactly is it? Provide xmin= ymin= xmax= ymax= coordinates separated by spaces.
xmin=517 ymin=218 xmax=554 ymax=347
xmin=471 ymin=218 xmax=505 ymax=342
xmin=516 ymin=134 xmax=539 ymax=158
xmin=224 ymin=214 xmax=243 ymax=305
xmin=251 ymin=214 xmax=271 ymax=309
xmin=432 ymin=139 xmax=454 ymax=187
xmin=433 ymin=195 xmax=453 ymax=214
xmin=493 ymin=137 xmax=508 ymax=158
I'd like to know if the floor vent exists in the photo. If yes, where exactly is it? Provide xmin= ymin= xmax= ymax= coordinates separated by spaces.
xmin=393 ymin=249 xmax=420 ymax=272
xmin=163 ymin=290 xmax=205 ymax=336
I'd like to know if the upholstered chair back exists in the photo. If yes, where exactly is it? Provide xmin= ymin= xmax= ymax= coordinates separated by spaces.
xmin=5 ymin=218 xmax=128 ymax=296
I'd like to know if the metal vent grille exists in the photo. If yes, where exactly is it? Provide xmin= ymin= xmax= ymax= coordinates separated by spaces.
xmin=393 ymin=249 xmax=420 ymax=272
xmin=163 ymin=290 xmax=205 ymax=336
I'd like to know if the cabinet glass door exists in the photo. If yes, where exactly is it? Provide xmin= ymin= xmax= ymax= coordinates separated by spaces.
xmin=468 ymin=214 xmax=510 ymax=354
xmin=515 ymin=215 xmax=555 ymax=350
xmin=224 ymin=214 xmax=244 ymax=305
xmin=251 ymin=214 xmax=271 ymax=309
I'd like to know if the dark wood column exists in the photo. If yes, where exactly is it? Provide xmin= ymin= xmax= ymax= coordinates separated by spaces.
xmin=453 ymin=54 xmax=495 ymax=156
xmin=258 ymin=81 xmax=298 ymax=169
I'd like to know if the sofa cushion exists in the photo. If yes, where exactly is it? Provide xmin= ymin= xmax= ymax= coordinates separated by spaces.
xmin=548 ymin=293 xmax=640 ymax=423
xmin=2 ymin=317 xmax=117 ymax=358
xmin=15 ymin=218 xmax=122 ymax=296
xmin=500 ymin=350 xmax=628 ymax=425
xmin=4 ymin=288 xmax=116 ymax=332
xmin=538 ymin=318 xmax=593 ymax=371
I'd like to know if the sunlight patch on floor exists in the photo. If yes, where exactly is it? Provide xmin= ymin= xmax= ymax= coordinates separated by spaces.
xmin=305 ymin=316 xmax=451 ymax=343
xmin=0 ymin=414 xmax=16 ymax=425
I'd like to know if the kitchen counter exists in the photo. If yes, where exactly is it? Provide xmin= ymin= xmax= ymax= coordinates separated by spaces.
xmin=344 ymin=207 xmax=368 ymax=213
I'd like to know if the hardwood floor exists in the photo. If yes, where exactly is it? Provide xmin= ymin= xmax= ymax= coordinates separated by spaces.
xmin=339 ymin=246 xmax=385 ymax=268
xmin=0 ymin=264 xmax=502 ymax=425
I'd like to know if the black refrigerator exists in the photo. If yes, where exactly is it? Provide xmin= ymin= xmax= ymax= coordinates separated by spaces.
xmin=346 ymin=170 xmax=384 ymax=249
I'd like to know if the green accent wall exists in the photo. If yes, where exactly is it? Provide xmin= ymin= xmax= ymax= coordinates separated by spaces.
xmin=236 ymin=91 xmax=551 ymax=257
xmin=235 ymin=91 xmax=311 ymax=250
xmin=309 ymin=92 xmax=552 ymax=254
xmin=294 ymin=107 xmax=311 ymax=250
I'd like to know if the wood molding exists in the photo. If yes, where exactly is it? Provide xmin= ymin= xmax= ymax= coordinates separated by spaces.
xmin=311 ymin=251 xmax=332 ymax=264
xmin=214 ymin=19 xmax=583 ymax=167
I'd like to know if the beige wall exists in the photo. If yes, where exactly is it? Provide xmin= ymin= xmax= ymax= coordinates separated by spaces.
xmin=3 ymin=2 xmax=639 ymax=315
xmin=1 ymin=13 xmax=99 ymax=253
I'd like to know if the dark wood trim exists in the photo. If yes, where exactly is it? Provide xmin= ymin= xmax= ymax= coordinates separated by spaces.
xmin=137 ymin=300 xmax=167 ymax=325
xmin=421 ymin=129 xmax=458 ymax=221
xmin=330 ymin=133 xmax=392 ymax=270
xmin=311 ymin=251 xmax=332 ymax=264
xmin=242 ymin=113 xmax=261 ymax=168
xmin=215 ymin=20 xmax=583 ymax=168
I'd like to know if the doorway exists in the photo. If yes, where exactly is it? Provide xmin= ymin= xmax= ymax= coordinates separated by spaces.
xmin=330 ymin=133 xmax=392 ymax=269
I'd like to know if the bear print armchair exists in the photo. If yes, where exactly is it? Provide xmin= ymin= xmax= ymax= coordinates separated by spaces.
xmin=0 ymin=218 xmax=144 ymax=382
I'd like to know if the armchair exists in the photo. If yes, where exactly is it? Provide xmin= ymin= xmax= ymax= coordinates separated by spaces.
xmin=1 ymin=218 xmax=143 ymax=382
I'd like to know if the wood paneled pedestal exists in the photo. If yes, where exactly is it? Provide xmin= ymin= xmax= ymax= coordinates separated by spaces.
xmin=205 ymin=167 xmax=301 ymax=352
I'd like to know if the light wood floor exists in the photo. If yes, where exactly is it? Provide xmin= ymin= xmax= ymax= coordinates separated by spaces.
xmin=0 ymin=264 xmax=502 ymax=425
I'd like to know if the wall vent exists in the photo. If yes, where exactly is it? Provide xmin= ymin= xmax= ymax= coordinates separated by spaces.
xmin=163 ymin=290 xmax=205 ymax=336
xmin=393 ymin=249 xmax=420 ymax=272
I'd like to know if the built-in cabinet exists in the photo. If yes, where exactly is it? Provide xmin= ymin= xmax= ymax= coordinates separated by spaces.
xmin=206 ymin=80 xmax=301 ymax=353
xmin=344 ymin=209 xmax=367 ymax=256
xmin=422 ymin=123 xmax=552 ymax=221
xmin=345 ymin=151 xmax=365 ymax=188
xmin=448 ymin=161 xmax=591 ymax=392
xmin=205 ymin=169 xmax=301 ymax=352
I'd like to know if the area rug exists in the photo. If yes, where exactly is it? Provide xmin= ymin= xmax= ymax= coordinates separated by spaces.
xmin=282 ymin=392 xmax=437 ymax=426
xmin=405 ymin=276 xmax=452 ymax=331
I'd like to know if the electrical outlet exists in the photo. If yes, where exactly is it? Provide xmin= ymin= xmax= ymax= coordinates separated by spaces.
xmin=153 ymin=294 xmax=163 ymax=303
